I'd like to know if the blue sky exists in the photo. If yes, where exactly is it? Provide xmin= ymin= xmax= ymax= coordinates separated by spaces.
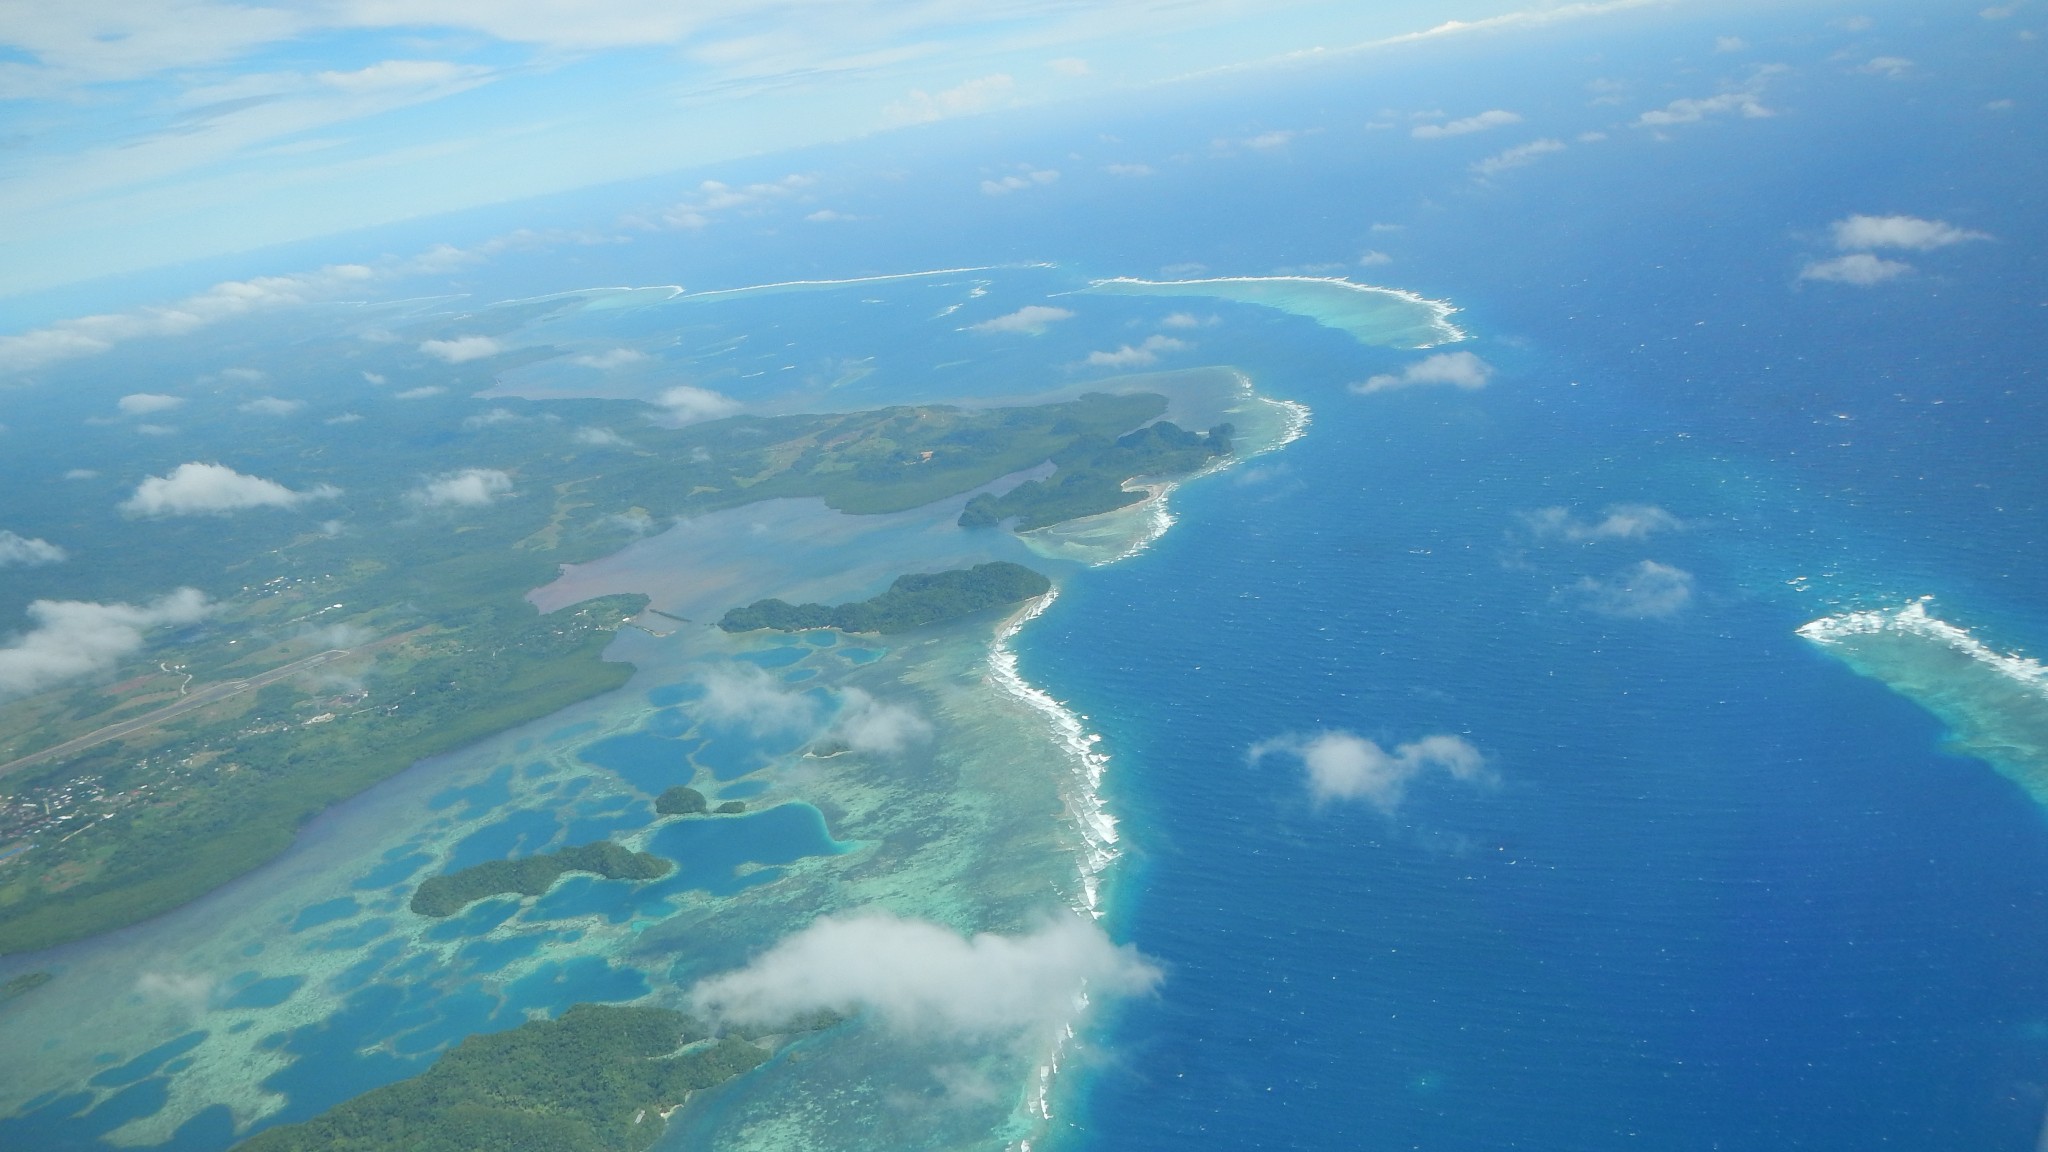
xmin=0 ymin=0 xmax=1707 ymax=300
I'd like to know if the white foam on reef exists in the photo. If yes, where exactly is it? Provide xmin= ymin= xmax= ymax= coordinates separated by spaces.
xmin=1087 ymin=274 xmax=1469 ymax=347
xmin=1797 ymin=598 xmax=2048 ymax=698
xmin=682 ymin=263 xmax=1051 ymax=301
xmin=987 ymin=589 xmax=1120 ymax=1137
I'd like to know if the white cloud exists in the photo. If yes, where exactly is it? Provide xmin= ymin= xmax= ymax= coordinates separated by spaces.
xmin=218 ymin=367 xmax=266 ymax=383
xmin=239 ymin=397 xmax=302 ymax=415
xmin=1411 ymin=109 xmax=1521 ymax=138
xmin=136 ymin=424 xmax=177 ymax=436
xmin=691 ymin=911 xmax=1159 ymax=1044
xmin=1353 ymin=351 xmax=1492 ymax=394
xmin=1830 ymin=214 xmax=1990 ymax=251
xmin=63 ymin=469 xmax=98 ymax=480
xmin=361 ymin=371 xmax=387 ymax=385
xmin=1572 ymin=560 xmax=1694 ymax=617
xmin=462 ymin=407 xmax=526 ymax=428
xmin=981 ymin=168 xmax=1059 ymax=196
xmin=662 ymin=174 xmax=814 ymax=228
xmin=1251 ymin=730 xmax=1488 ymax=810
xmin=1472 ymin=138 xmax=1565 ymax=177
xmin=1358 ymin=250 xmax=1393 ymax=266
xmin=409 ymin=467 xmax=513 ymax=507
xmin=1715 ymin=35 xmax=1749 ymax=51
xmin=123 ymin=462 xmax=339 ymax=516
xmin=1048 ymin=57 xmax=1090 ymax=76
xmin=571 ymin=348 xmax=646 ymax=369
xmin=420 ymin=335 xmax=501 ymax=363
xmin=1799 ymin=253 xmax=1911 ymax=285
xmin=1859 ymin=56 xmax=1913 ymax=77
xmin=134 ymin=970 xmax=216 ymax=1017
xmin=326 ymin=413 xmax=364 ymax=425
xmin=831 ymin=688 xmax=933 ymax=755
xmin=1635 ymin=90 xmax=1772 ymax=126
xmin=395 ymin=386 xmax=444 ymax=399
xmin=0 ymin=531 xmax=66 ymax=568
xmin=1103 ymin=163 xmax=1153 ymax=177
xmin=1085 ymin=334 xmax=1185 ymax=368
xmin=803 ymin=209 xmax=855 ymax=222
xmin=700 ymin=663 xmax=817 ymax=736
xmin=1160 ymin=312 xmax=1209 ymax=329
xmin=574 ymin=427 xmax=631 ymax=447
xmin=887 ymin=74 xmax=1014 ymax=124
xmin=1245 ymin=130 xmax=1298 ymax=149
xmin=969 ymin=305 xmax=1073 ymax=335
xmin=118 ymin=393 xmax=184 ymax=416
xmin=0 ymin=264 xmax=375 ymax=373
xmin=1523 ymin=504 xmax=1681 ymax=541
xmin=656 ymin=385 xmax=741 ymax=425
xmin=0 ymin=589 xmax=212 ymax=699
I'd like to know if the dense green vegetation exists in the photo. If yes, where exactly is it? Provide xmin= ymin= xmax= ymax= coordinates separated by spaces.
xmin=236 ymin=1004 xmax=771 ymax=1152
xmin=0 ymin=388 xmax=1175 ymax=953
xmin=410 ymin=841 xmax=671 ymax=918
xmin=653 ymin=786 xmax=707 ymax=815
xmin=719 ymin=562 xmax=1051 ymax=634
xmin=959 ymin=420 xmax=1232 ymax=531
xmin=714 ymin=801 xmax=747 ymax=815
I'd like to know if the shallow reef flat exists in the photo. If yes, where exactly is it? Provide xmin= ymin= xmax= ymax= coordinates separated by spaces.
xmin=1799 ymin=600 xmax=2048 ymax=803
xmin=1085 ymin=275 xmax=1466 ymax=349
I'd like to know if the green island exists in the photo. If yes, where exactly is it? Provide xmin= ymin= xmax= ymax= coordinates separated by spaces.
xmin=714 ymin=800 xmax=747 ymax=814
xmin=959 ymin=420 xmax=1232 ymax=530
xmin=0 ymin=382 xmax=1182 ymax=953
xmin=410 ymin=842 xmax=671 ymax=918
xmin=718 ymin=561 xmax=1051 ymax=635
xmin=654 ymin=786 xmax=708 ymax=815
xmin=235 ymin=1004 xmax=777 ymax=1152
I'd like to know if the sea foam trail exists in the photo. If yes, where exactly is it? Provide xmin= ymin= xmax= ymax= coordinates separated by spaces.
xmin=1797 ymin=598 xmax=2048 ymax=698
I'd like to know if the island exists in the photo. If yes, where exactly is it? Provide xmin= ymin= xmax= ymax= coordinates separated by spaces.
xmin=654 ymin=786 xmax=708 ymax=815
xmin=409 ymin=842 xmax=671 ymax=918
xmin=718 ymin=561 xmax=1051 ymax=635
xmin=959 ymin=420 xmax=1232 ymax=531
xmin=235 ymin=1004 xmax=773 ymax=1152
xmin=0 ymin=390 xmax=1178 ymax=953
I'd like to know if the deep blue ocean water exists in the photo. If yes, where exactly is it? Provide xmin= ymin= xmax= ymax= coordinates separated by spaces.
xmin=1007 ymin=10 xmax=2048 ymax=1150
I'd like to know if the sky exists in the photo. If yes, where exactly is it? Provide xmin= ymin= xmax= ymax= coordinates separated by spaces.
xmin=0 ymin=0 xmax=1702 ymax=301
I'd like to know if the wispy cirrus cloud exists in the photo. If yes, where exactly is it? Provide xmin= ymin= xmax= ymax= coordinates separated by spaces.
xmin=1412 ymin=109 xmax=1520 ymax=138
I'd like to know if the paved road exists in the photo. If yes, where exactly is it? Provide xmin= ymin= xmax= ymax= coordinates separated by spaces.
xmin=0 ymin=649 xmax=352 ymax=779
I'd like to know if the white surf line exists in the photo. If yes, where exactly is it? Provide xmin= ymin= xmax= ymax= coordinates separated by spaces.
xmin=1087 ymin=274 xmax=1469 ymax=345
xmin=682 ymin=263 xmax=1054 ymax=301
xmin=1798 ymin=598 xmax=2048 ymax=697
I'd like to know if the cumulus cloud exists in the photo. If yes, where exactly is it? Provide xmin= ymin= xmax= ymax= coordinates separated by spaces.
xmin=1353 ymin=351 xmax=1492 ymax=394
xmin=1859 ymin=55 xmax=1913 ymax=77
xmin=1412 ymin=109 xmax=1521 ymax=138
xmin=981 ymin=168 xmax=1059 ymax=196
xmin=656 ymin=385 xmax=741 ymax=425
xmin=0 ymin=264 xmax=375 ymax=374
xmin=420 ymin=335 xmax=501 ymax=363
xmin=1830 ymin=214 xmax=1990 ymax=251
xmin=1524 ymin=504 xmax=1681 ymax=541
xmin=1251 ymin=730 xmax=1488 ymax=810
xmin=123 ymin=462 xmax=339 ymax=516
xmin=1358 ymin=250 xmax=1393 ymax=266
xmin=118 ymin=393 xmax=184 ymax=416
xmin=572 ymin=348 xmax=646 ymax=369
xmin=134 ymin=970 xmax=215 ymax=1016
xmin=831 ymin=688 xmax=933 ymax=755
xmin=887 ymin=74 xmax=1015 ymax=124
xmin=1799 ymin=253 xmax=1911 ymax=285
xmin=691 ymin=911 xmax=1159 ymax=1044
xmin=240 ymin=397 xmax=302 ymax=415
xmin=1635 ymin=90 xmax=1772 ymax=126
xmin=1085 ymin=334 xmax=1185 ymax=368
xmin=409 ymin=467 xmax=513 ymax=507
xmin=0 ymin=531 xmax=66 ymax=567
xmin=661 ymin=174 xmax=815 ymax=228
xmin=969 ymin=306 xmax=1073 ymax=335
xmin=0 ymin=589 xmax=212 ymax=699
xmin=395 ymin=386 xmax=444 ymax=399
xmin=1472 ymin=138 xmax=1565 ymax=176
xmin=575 ymin=427 xmax=632 ymax=447
xmin=462 ymin=407 xmax=526 ymax=428
xmin=1572 ymin=560 xmax=1694 ymax=617
xmin=700 ymin=664 xmax=817 ymax=736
